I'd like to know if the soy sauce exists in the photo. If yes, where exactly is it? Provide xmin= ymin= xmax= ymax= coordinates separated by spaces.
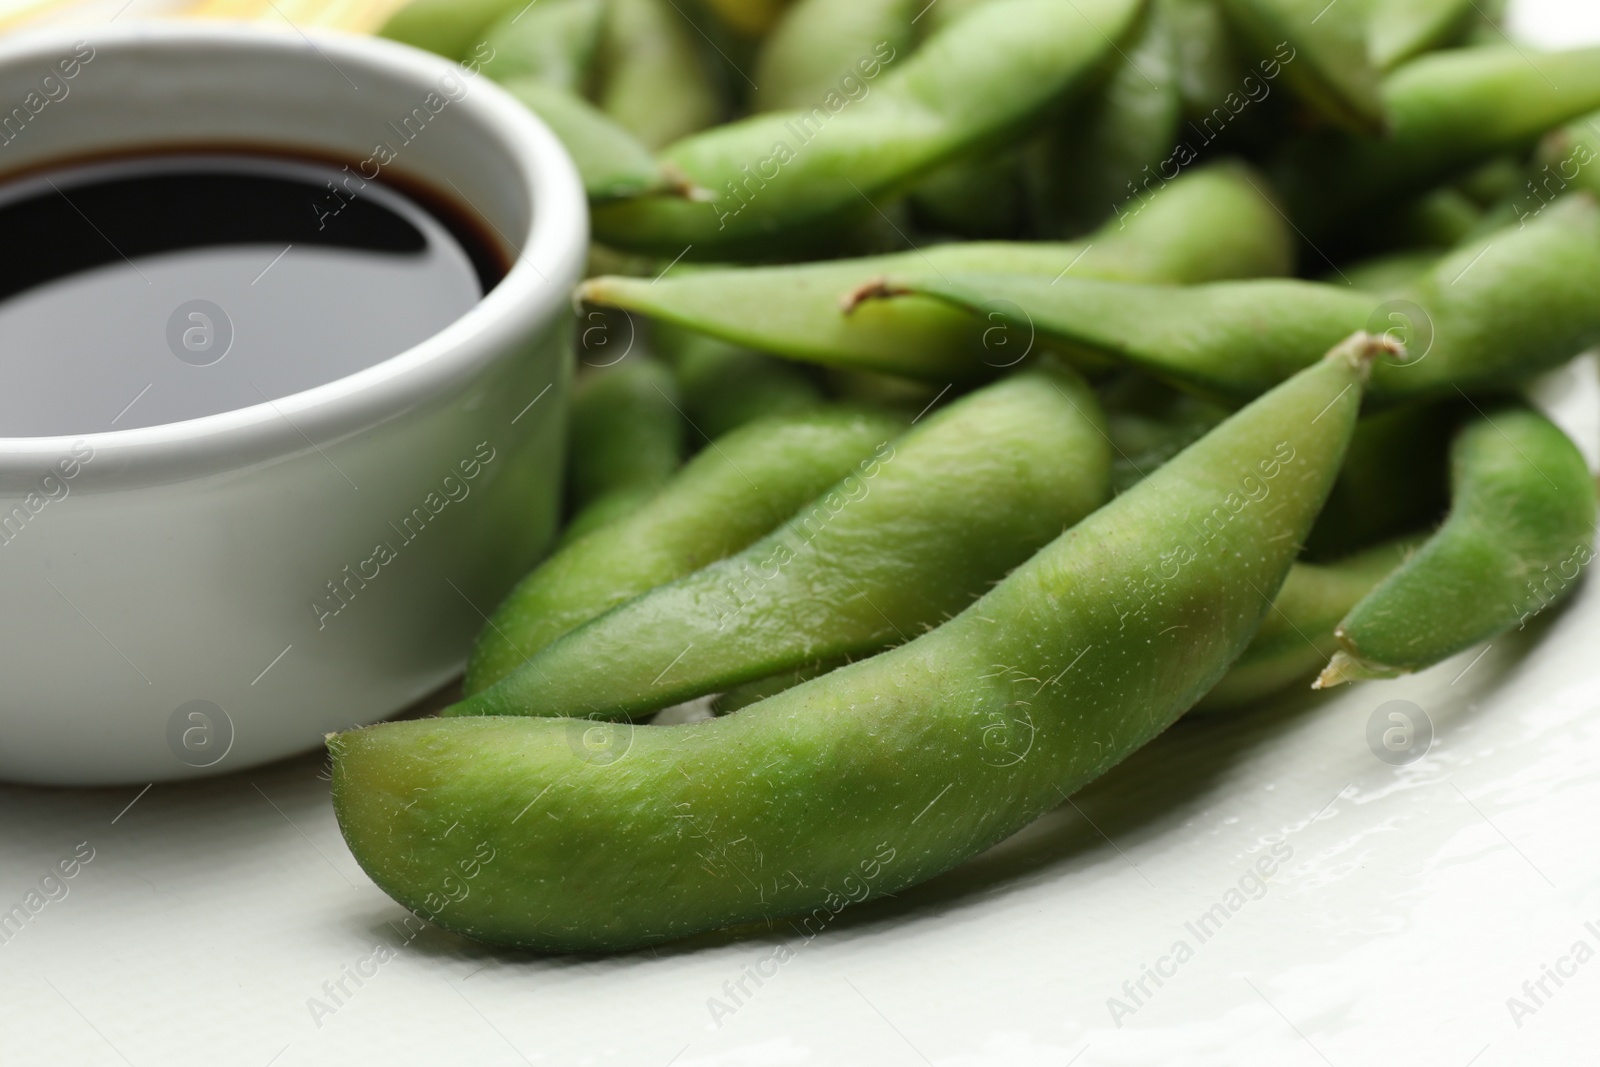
xmin=0 ymin=153 xmax=508 ymax=436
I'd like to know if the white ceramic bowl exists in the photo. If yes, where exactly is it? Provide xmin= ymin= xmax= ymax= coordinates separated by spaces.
xmin=0 ymin=22 xmax=586 ymax=785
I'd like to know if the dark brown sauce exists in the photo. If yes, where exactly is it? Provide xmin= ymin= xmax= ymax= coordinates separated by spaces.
xmin=0 ymin=149 xmax=512 ymax=436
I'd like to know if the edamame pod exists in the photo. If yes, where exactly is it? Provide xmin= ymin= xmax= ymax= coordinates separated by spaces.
xmin=1332 ymin=248 xmax=1442 ymax=294
xmin=1214 ymin=0 xmax=1382 ymax=133
xmin=330 ymin=336 xmax=1379 ymax=952
xmin=450 ymin=364 xmax=1112 ymax=720
xmin=1161 ymin=0 xmax=1244 ymax=120
xmin=1368 ymin=0 xmax=1477 ymax=71
xmin=1100 ymin=374 xmax=1229 ymax=493
xmin=711 ymin=656 xmax=845 ymax=715
xmin=579 ymin=161 xmax=1293 ymax=381
xmin=909 ymin=150 xmax=1031 ymax=239
xmin=500 ymin=78 xmax=684 ymax=202
xmin=753 ymin=0 xmax=914 ymax=114
xmin=464 ymin=407 xmax=907 ymax=693
xmin=595 ymin=0 xmax=722 ymax=149
xmin=700 ymin=0 xmax=792 ymax=38
xmin=1318 ymin=404 xmax=1596 ymax=685
xmin=1528 ymin=110 xmax=1600 ymax=205
xmin=561 ymin=358 xmax=686 ymax=544
xmin=1301 ymin=400 xmax=1457 ymax=560
xmin=884 ymin=194 xmax=1600 ymax=401
xmin=1030 ymin=0 xmax=1183 ymax=238
xmin=1278 ymin=45 xmax=1600 ymax=246
xmin=590 ymin=0 xmax=1144 ymax=258
xmin=1196 ymin=537 xmax=1424 ymax=711
xmin=653 ymin=323 xmax=823 ymax=440
xmin=479 ymin=0 xmax=606 ymax=91
xmin=378 ymin=0 xmax=521 ymax=60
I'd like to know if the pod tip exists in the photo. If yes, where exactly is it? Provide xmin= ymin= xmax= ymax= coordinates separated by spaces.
xmin=1312 ymin=651 xmax=1357 ymax=690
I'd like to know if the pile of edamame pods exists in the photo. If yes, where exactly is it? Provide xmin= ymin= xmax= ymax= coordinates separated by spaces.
xmin=332 ymin=0 xmax=1600 ymax=952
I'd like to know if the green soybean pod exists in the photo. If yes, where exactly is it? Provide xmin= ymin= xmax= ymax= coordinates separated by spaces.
xmin=1528 ymin=110 xmax=1600 ymax=205
xmin=1100 ymin=374 xmax=1229 ymax=493
xmin=378 ymin=0 xmax=521 ymax=59
xmin=450 ymin=364 xmax=1112 ymax=721
xmin=479 ymin=0 xmax=606 ymax=90
xmin=1319 ymin=404 xmax=1596 ymax=686
xmin=753 ymin=0 xmax=914 ymax=113
xmin=1330 ymin=248 xmax=1442 ymax=294
xmin=1162 ymin=0 xmax=1243 ymax=119
xmin=590 ymin=0 xmax=1144 ymax=258
xmin=908 ymin=149 xmax=1032 ymax=239
xmin=1388 ymin=186 xmax=1486 ymax=249
xmin=464 ymin=406 xmax=907 ymax=694
xmin=915 ymin=0 xmax=1002 ymax=34
xmin=885 ymin=194 xmax=1600 ymax=402
xmin=1279 ymin=45 xmax=1600 ymax=246
xmin=1029 ymin=0 xmax=1183 ymax=238
xmin=330 ymin=337 xmax=1378 ymax=952
xmin=561 ymin=357 xmax=686 ymax=544
xmin=711 ymin=656 xmax=846 ymax=715
xmin=652 ymin=323 xmax=824 ymax=440
xmin=1367 ymin=0 xmax=1477 ymax=71
xmin=579 ymin=160 xmax=1293 ymax=382
xmin=500 ymin=78 xmax=683 ymax=202
xmin=1301 ymin=400 xmax=1457 ymax=560
xmin=699 ymin=0 xmax=793 ymax=38
xmin=595 ymin=0 xmax=723 ymax=150
xmin=1196 ymin=537 xmax=1425 ymax=711
xmin=1213 ymin=0 xmax=1382 ymax=133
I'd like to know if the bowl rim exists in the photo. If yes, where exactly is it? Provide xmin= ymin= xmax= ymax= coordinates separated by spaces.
xmin=0 ymin=21 xmax=586 ymax=479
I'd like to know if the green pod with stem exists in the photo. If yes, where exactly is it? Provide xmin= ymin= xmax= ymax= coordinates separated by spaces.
xmin=1319 ymin=403 xmax=1596 ymax=686
xmin=378 ymin=0 xmax=522 ymax=60
xmin=716 ymin=473 xmax=1427 ymax=716
xmin=652 ymin=322 xmax=824 ymax=441
xmin=330 ymin=336 xmax=1378 ymax=953
xmin=589 ymin=0 xmax=1144 ymax=258
xmin=595 ymin=0 xmax=723 ymax=150
xmin=752 ymin=0 xmax=916 ymax=114
xmin=450 ymin=364 xmax=1112 ymax=721
xmin=561 ymin=357 xmax=686 ymax=544
xmin=1196 ymin=537 xmax=1425 ymax=711
xmin=881 ymin=194 xmax=1600 ymax=402
xmin=578 ymin=160 xmax=1293 ymax=382
xmin=464 ymin=406 xmax=907 ymax=694
xmin=1277 ymin=45 xmax=1600 ymax=248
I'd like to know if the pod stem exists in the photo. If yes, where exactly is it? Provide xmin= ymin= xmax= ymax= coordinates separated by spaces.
xmin=1325 ymin=331 xmax=1405 ymax=377
xmin=660 ymin=162 xmax=716 ymax=202
xmin=840 ymin=276 xmax=913 ymax=313
xmin=1313 ymin=647 xmax=1408 ymax=689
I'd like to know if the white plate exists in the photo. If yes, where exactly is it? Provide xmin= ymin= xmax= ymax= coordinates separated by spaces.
xmin=4 ymin=4 xmax=1600 ymax=1064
